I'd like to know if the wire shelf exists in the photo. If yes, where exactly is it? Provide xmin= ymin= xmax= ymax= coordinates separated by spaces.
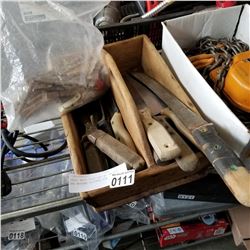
xmin=1 ymin=118 xmax=83 ymax=224
xmin=1 ymin=118 xmax=235 ymax=249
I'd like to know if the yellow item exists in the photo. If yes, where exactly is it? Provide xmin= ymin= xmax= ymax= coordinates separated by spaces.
xmin=188 ymin=53 xmax=214 ymax=62
xmin=210 ymin=51 xmax=250 ymax=113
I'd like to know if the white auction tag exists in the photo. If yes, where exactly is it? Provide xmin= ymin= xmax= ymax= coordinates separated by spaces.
xmin=18 ymin=2 xmax=65 ymax=23
xmin=69 ymin=163 xmax=128 ymax=193
xmin=65 ymin=213 xmax=89 ymax=233
xmin=167 ymin=226 xmax=184 ymax=235
xmin=1 ymin=218 xmax=35 ymax=238
xmin=109 ymin=170 xmax=135 ymax=188
xmin=72 ymin=229 xmax=88 ymax=241
xmin=126 ymin=201 xmax=137 ymax=208
xmin=214 ymin=228 xmax=226 ymax=236
xmin=177 ymin=194 xmax=195 ymax=200
xmin=8 ymin=231 xmax=25 ymax=240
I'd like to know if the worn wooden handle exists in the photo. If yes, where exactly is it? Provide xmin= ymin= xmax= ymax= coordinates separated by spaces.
xmin=192 ymin=124 xmax=250 ymax=207
xmin=161 ymin=107 xmax=198 ymax=147
xmin=111 ymin=112 xmax=137 ymax=151
xmin=87 ymin=129 xmax=145 ymax=171
xmin=83 ymin=141 xmax=107 ymax=173
xmin=140 ymin=108 xmax=181 ymax=161
xmin=224 ymin=166 xmax=250 ymax=207
xmin=156 ymin=116 xmax=199 ymax=172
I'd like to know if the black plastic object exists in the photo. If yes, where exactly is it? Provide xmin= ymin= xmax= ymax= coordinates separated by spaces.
xmin=1 ymin=170 xmax=12 ymax=196
xmin=163 ymin=174 xmax=238 ymax=204
xmin=99 ymin=2 xmax=214 ymax=49
xmin=1 ymin=129 xmax=67 ymax=160
xmin=1 ymin=129 xmax=67 ymax=197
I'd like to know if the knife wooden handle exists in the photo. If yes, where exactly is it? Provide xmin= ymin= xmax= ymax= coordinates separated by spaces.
xmin=157 ymin=116 xmax=199 ymax=172
xmin=87 ymin=129 xmax=145 ymax=171
xmin=83 ymin=141 xmax=107 ymax=173
xmin=192 ymin=123 xmax=250 ymax=207
xmin=111 ymin=112 xmax=137 ymax=152
xmin=161 ymin=107 xmax=198 ymax=147
xmin=140 ymin=108 xmax=181 ymax=161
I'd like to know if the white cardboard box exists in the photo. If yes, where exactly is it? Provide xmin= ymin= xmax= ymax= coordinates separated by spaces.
xmin=162 ymin=5 xmax=250 ymax=164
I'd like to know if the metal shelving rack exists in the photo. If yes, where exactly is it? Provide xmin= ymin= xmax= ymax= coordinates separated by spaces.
xmin=38 ymin=207 xmax=234 ymax=250
xmin=1 ymin=118 xmax=235 ymax=249
xmin=1 ymin=119 xmax=83 ymax=224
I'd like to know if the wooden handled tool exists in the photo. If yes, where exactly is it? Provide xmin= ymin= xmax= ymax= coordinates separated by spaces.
xmin=125 ymin=74 xmax=181 ymax=161
xmin=156 ymin=116 xmax=199 ymax=172
xmin=86 ymin=116 xmax=145 ymax=171
xmin=131 ymin=72 xmax=250 ymax=207
xmin=160 ymin=107 xmax=197 ymax=147
xmin=111 ymin=112 xmax=137 ymax=151
xmin=82 ymin=140 xmax=108 ymax=173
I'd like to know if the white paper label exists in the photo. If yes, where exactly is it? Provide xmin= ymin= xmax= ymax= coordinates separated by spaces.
xmin=177 ymin=194 xmax=195 ymax=200
xmin=164 ymin=235 xmax=176 ymax=241
xmin=18 ymin=2 xmax=65 ymax=23
xmin=8 ymin=231 xmax=25 ymax=240
xmin=167 ymin=226 xmax=184 ymax=235
xmin=65 ymin=213 xmax=89 ymax=233
xmin=72 ymin=229 xmax=87 ymax=241
xmin=126 ymin=201 xmax=137 ymax=208
xmin=214 ymin=228 xmax=226 ymax=236
xmin=69 ymin=163 xmax=128 ymax=193
xmin=1 ymin=218 xmax=35 ymax=238
xmin=109 ymin=170 xmax=135 ymax=188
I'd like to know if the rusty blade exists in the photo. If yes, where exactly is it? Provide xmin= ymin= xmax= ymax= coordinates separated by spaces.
xmin=127 ymin=76 xmax=166 ymax=115
xmin=130 ymin=72 xmax=207 ymax=130
xmin=124 ymin=74 xmax=148 ymax=111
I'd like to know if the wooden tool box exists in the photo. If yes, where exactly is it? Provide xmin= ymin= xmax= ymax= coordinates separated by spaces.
xmin=61 ymin=35 xmax=209 ymax=211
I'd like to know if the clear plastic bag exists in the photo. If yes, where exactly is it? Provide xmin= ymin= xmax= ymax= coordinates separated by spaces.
xmin=61 ymin=204 xmax=114 ymax=250
xmin=1 ymin=1 xmax=109 ymax=131
xmin=114 ymin=199 xmax=150 ymax=225
xmin=1 ymin=218 xmax=42 ymax=250
xmin=37 ymin=204 xmax=114 ymax=250
xmin=1 ymin=127 xmax=74 ymax=214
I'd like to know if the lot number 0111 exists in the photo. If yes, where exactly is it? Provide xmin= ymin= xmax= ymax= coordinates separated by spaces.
xmin=109 ymin=170 xmax=135 ymax=188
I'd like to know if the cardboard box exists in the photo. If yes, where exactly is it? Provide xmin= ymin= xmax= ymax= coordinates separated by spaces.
xmin=229 ymin=206 xmax=250 ymax=249
xmin=161 ymin=5 xmax=250 ymax=165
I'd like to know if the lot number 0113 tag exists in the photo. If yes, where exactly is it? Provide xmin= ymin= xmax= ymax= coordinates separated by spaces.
xmin=8 ymin=231 xmax=25 ymax=240
xmin=109 ymin=170 xmax=135 ymax=188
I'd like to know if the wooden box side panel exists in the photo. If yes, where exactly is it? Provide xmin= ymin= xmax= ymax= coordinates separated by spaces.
xmin=61 ymin=113 xmax=88 ymax=199
xmin=104 ymin=36 xmax=143 ymax=73
xmin=61 ymin=113 xmax=87 ymax=175
xmin=141 ymin=35 xmax=198 ymax=114
xmin=102 ymin=50 xmax=155 ymax=167
xmin=95 ymin=172 xmax=207 ymax=211
xmin=85 ymin=153 xmax=208 ymax=211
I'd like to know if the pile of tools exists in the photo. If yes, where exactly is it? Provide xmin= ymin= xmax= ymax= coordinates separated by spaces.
xmin=61 ymin=36 xmax=250 ymax=210
xmin=78 ymin=74 xmax=200 ymax=174
xmin=68 ymin=70 xmax=250 ymax=206
xmin=187 ymin=37 xmax=250 ymax=127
